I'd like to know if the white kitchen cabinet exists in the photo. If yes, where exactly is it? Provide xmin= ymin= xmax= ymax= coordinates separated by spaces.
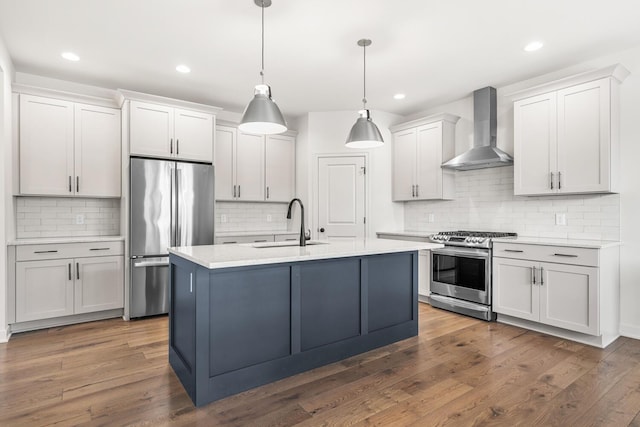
xmin=74 ymin=103 xmax=122 ymax=197
xmin=19 ymin=95 xmax=121 ymax=197
xmin=16 ymin=259 xmax=74 ymax=322
xmin=129 ymin=101 xmax=214 ymax=162
xmin=236 ymin=131 xmax=265 ymax=201
xmin=13 ymin=241 xmax=124 ymax=324
xmin=513 ymin=65 xmax=628 ymax=196
xmin=215 ymin=125 xmax=296 ymax=202
xmin=265 ymin=134 xmax=295 ymax=202
xmin=391 ymin=114 xmax=459 ymax=201
xmin=75 ymin=256 xmax=124 ymax=314
xmin=492 ymin=240 xmax=619 ymax=347
xmin=215 ymin=125 xmax=236 ymax=200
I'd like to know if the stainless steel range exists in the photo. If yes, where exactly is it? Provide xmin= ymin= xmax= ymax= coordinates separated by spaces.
xmin=428 ymin=231 xmax=517 ymax=321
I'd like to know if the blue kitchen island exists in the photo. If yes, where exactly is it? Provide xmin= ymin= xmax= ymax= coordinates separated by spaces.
xmin=168 ymin=239 xmax=442 ymax=407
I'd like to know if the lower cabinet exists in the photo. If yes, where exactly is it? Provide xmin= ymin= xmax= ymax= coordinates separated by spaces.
xmin=493 ymin=257 xmax=597 ymax=335
xmin=16 ymin=259 xmax=75 ymax=322
xmin=492 ymin=241 xmax=619 ymax=347
xmin=13 ymin=241 xmax=124 ymax=324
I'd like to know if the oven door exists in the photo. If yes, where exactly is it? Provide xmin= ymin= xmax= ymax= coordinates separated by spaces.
xmin=431 ymin=246 xmax=491 ymax=305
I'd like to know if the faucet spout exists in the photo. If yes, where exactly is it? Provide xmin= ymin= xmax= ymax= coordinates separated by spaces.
xmin=286 ymin=198 xmax=306 ymax=247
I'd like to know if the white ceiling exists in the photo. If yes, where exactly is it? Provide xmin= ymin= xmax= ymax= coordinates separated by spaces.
xmin=1 ymin=0 xmax=639 ymax=118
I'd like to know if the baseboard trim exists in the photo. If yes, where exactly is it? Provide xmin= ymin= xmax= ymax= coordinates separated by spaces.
xmin=497 ymin=314 xmax=618 ymax=348
xmin=620 ymin=323 xmax=640 ymax=340
xmin=0 ymin=328 xmax=12 ymax=343
xmin=9 ymin=309 xmax=124 ymax=334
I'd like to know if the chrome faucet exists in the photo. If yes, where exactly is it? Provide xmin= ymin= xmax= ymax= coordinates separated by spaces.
xmin=286 ymin=198 xmax=307 ymax=247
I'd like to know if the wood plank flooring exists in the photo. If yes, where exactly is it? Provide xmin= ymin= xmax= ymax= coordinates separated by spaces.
xmin=1 ymin=304 xmax=640 ymax=426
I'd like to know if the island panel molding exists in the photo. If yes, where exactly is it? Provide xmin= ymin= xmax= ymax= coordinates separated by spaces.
xmin=169 ymin=250 xmax=419 ymax=406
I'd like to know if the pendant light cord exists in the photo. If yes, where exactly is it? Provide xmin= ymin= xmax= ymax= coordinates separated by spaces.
xmin=260 ymin=1 xmax=265 ymax=84
xmin=362 ymin=43 xmax=367 ymax=109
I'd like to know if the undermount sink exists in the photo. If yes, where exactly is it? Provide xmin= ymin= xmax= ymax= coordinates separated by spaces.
xmin=250 ymin=240 xmax=329 ymax=248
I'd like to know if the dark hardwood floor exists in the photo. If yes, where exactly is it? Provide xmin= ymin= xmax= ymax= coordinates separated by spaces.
xmin=1 ymin=303 xmax=640 ymax=426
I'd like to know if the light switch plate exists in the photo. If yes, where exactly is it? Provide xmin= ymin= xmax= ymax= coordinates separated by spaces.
xmin=266 ymin=214 xmax=272 ymax=222
xmin=75 ymin=214 xmax=84 ymax=225
xmin=555 ymin=213 xmax=567 ymax=226
xmin=221 ymin=214 xmax=227 ymax=223
xmin=428 ymin=213 xmax=435 ymax=223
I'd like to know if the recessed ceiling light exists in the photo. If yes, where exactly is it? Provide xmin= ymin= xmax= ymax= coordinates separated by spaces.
xmin=393 ymin=93 xmax=406 ymax=100
xmin=61 ymin=52 xmax=80 ymax=61
xmin=176 ymin=64 xmax=191 ymax=73
xmin=524 ymin=41 xmax=544 ymax=52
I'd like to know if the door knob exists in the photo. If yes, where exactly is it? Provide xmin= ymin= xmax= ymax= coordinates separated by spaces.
xmin=319 ymin=228 xmax=325 ymax=232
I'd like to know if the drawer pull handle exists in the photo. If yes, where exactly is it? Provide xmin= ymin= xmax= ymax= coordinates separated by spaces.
xmin=222 ymin=241 xmax=237 ymax=244
xmin=553 ymin=253 xmax=578 ymax=257
xmin=34 ymin=250 xmax=58 ymax=254
xmin=285 ymin=238 xmax=297 ymax=241
xmin=76 ymin=262 xmax=80 ymax=280
xmin=504 ymin=249 xmax=524 ymax=253
xmin=68 ymin=263 xmax=71 ymax=281
xmin=254 ymin=240 xmax=268 ymax=243
xmin=89 ymin=248 xmax=111 ymax=251
xmin=540 ymin=266 xmax=544 ymax=285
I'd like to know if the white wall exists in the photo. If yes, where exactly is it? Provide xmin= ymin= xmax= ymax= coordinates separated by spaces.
xmin=403 ymin=45 xmax=640 ymax=339
xmin=295 ymin=110 xmax=404 ymax=238
xmin=0 ymin=34 xmax=15 ymax=342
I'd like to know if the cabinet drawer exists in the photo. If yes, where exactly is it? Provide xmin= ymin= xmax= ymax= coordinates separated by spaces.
xmin=274 ymin=234 xmax=298 ymax=242
xmin=215 ymin=235 xmax=275 ymax=245
xmin=493 ymin=242 xmax=598 ymax=267
xmin=16 ymin=241 xmax=124 ymax=261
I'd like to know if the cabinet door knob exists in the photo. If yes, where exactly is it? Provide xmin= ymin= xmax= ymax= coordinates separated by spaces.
xmin=320 ymin=227 xmax=325 ymax=233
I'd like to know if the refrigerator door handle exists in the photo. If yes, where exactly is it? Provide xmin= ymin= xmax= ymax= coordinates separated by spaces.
xmin=170 ymin=167 xmax=177 ymax=247
xmin=176 ymin=168 xmax=181 ymax=246
xmin=133 ymin=260 xmax=170 ymax=268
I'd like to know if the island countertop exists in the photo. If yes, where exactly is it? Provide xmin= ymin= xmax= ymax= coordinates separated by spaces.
xmin=168 ymin=238 xmax=443 ymax=269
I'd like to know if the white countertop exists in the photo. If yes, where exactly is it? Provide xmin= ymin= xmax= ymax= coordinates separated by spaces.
xmin=169 ymin=238 xmax=443 ymax=269
xmin=493 ymin=236 xmax=622 ymax=249
xmin=215 ymin=230 xmax=297 ymax=237
xmin=8 ymin=235 xmax=125 ymax=246
xmin=376 ymin=231 xmax=435 ymax=239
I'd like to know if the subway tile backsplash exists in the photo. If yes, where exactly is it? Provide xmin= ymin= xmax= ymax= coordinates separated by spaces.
xmin=216 ymin=202 xmax=290 ymax=234
xmin=16 ymin=197 xmax=120 ymax=238
xmin=404 ymin=167 xmax=620 ymax=241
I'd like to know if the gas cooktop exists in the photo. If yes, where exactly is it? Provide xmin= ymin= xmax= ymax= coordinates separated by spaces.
xmin=429 ymin=230 xmax=517 ymax=248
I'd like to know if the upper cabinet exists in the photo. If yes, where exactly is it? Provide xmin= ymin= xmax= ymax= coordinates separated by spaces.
xmin=129 ymin=101 xmax=214 ymax=162
xmin=513 ymin=64 xmax=629 ymax=196
xmin=391 ymin=114 xmax=459 ymax=201
xmin=214 ymin=125 xmax=295 ymax=202
xmin=18 ymin=93 xmax=121 ymax=197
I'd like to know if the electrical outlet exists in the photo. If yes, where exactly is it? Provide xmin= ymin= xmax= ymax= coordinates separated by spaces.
xmin=428 ymin=213 xmax=435 ymax=223
xmin=555 ymin=213 xmax=567 ymax=226
xmin=221 ymin=214 xmax=227 ymax=223
xmin=266 ymin=214 xmax=272 ymax=222
xmin=75 ymin=214 xmax=85 ymax=225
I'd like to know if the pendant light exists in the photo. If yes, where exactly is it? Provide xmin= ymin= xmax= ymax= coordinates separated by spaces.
xmin=345 ymin=39 xmax=384 ymax=148
xmin=239 ymin=0 xmax=287 ymax=135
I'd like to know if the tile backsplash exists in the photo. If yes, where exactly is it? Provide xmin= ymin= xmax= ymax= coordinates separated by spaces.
xmin=404 ymin=167 xmax=620 ymax=241
xmin=16 ymin=197 xmax=120 ymax=238
xmin=216 ymin=202 xmax=291 ymax=234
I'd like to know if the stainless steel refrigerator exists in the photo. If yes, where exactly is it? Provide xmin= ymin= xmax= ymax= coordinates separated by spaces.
xmin=129 ymin=157 xmax=214 ymax=318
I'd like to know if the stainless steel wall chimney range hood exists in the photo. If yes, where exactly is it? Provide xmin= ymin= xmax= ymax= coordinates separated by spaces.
xmin=441 ymin=86 xmax=513 ymax=171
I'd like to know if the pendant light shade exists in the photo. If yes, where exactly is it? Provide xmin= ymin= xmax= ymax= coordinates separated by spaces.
xmin=346 ymin=39 xmax=383 ymax=148
xmin=239 ymin=0 xmax=287 ymax=135
xmin=239 ymin=84 xmax=287 ymax=134
xmin=345 ymin=109 xmax=384 ymax=148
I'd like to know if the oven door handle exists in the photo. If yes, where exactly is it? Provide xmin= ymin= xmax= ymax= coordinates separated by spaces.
xmin=432 ymin=247 xmax=490 ymax=259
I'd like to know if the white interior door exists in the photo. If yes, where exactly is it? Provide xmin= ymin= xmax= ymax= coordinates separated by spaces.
xmin=317 ymin=156 xmax=366 ymax=242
